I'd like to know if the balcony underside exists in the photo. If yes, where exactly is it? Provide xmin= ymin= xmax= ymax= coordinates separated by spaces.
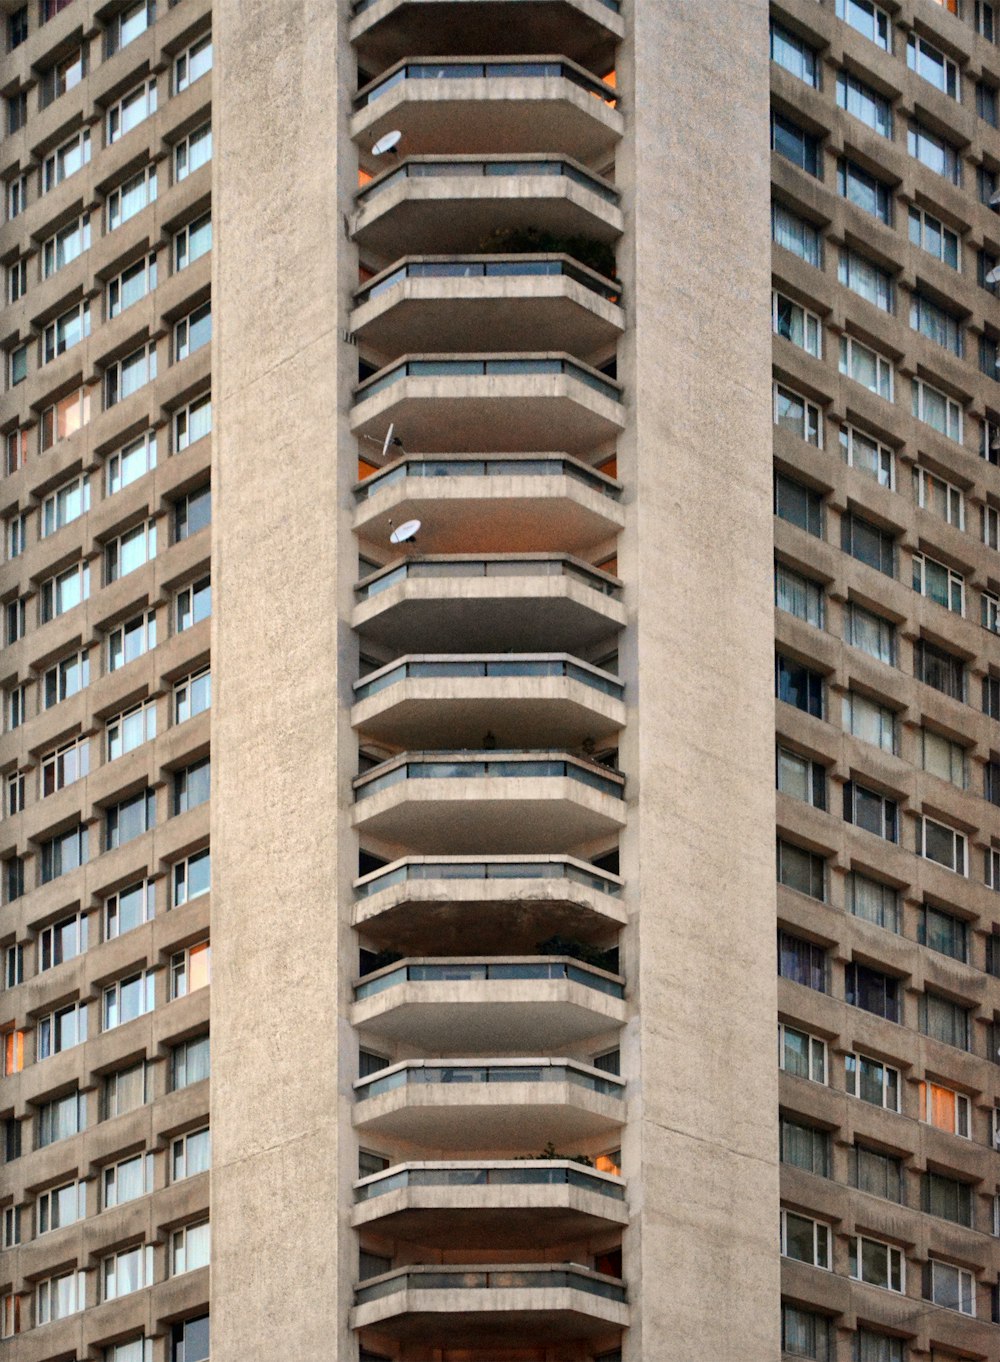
xmin=353 ymin=1291 xmax=628 ymax=1345
xmin=352 ymin=1187 xmax=628 ymax=1246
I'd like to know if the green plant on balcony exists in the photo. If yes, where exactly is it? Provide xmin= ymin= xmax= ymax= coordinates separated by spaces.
xmin=478 ymin=226 xmax=617 ymax=281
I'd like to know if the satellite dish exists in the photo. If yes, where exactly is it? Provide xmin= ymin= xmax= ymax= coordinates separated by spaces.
xmin=373 ymin=130 xmax=402 ymax=156
xmin=987 ymin=265 xmax=1000 ymax=286
xmin=991 ymin=188 xmax=1000 ymax=207
xmin=389 ymin=518 xmax=421 ymax=545
xmin=382 ymin=423 xmax=396 ymax=457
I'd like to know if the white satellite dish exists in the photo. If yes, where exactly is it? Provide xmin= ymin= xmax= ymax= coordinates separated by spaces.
xmin=991 ymin=188 xmax=1000 ymax=207
xmin=373 ymin=130 xmax=402 ymax=156
xmin=389 ymin=518 xmax=421 ymax=545
xmin=987 ymin=265 xmax=1000 ymax=286
xmin=382 ymin=423 xmax=396 ymax=457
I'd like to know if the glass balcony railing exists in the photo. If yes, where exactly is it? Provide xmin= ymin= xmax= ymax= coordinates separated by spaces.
xmin=354 ymin=355 xmax=622 ymax=405
xmin=355 ymin=956 xmax=624 ymax=1000
xmin=355 ymin=58 xmax=618 ymax=109
xmin=354 ymin=1160 xmax=626 ymax=1202
xmin=357 ymin=157 xmax=619 ymax=206
xmin=353 ymin=853 xmax=623 ymax=898
xmin=354 ymin=452 xmax=620 ymax=500
xmin=354 ymin=654 xmax=624 ymax=702
xmin=354 ymin=751 xmax=625 ymax=801
xmin=355 ymin=1057 xmax=626 ymax=1101
xmin=355 ymin=1262 xmax=627 ymax=1305
xmin=355 ymin=256 xmax=621 ymax=306
xmin=355 ymin=554 xmax=622 ymax=600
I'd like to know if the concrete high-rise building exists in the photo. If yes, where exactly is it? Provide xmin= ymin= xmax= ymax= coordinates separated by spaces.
xmin=0 ymin=1 xmax=998 ymax=1361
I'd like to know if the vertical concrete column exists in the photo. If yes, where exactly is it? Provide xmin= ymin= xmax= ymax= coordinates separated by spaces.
xmin=211 ymin=2 xmax=358 ymax=1357
xmin=617 ymin=2 xmax=781 ymax=1356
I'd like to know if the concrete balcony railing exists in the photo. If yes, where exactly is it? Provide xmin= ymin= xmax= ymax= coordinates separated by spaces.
xmin=352 ymin=653 xmax=624 ymax=748
xmin=353 ymin=1056 xmax=625 ymax=1147
xmin=353 ymin=853 xmax=625 ymax=955
xmin=352 ymin=57 xmax=622 ymax=166
xmin=351 ymin=749 xmax=626 ymax=851
xmin=352 ymin=156 xmax=622 ymax=258
xmin=352 ymin=553 xmax=625 ymax=652
xmin=351 ymin=352 xmax=624 ymax=454
xmin=350 ymin=0 xmax=624 ymax=76
xmin=351 ymin=255 xmax=624 ymax=361
xmin=352 ymin=954 xmax=626 ymax=1048
xmin=351 ymin=1260 xmax=628 ymax=1345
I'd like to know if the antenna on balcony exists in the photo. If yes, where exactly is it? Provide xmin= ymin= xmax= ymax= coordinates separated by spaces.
xmin=361 ymin=423 xmax=406 ymax=459
xmin=389 ymin=518 xmax=421 ymax=545
xmin=372 ymin=130 xmax=402 ymax=157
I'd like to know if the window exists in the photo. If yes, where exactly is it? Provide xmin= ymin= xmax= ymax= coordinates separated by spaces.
xmin=174 ymin=123 xmax=211 ymax=181
xmin=978 ymin=79 xmax=998 ymax=125
xmin=107 ymin=432 xmax=156 ymax=495
xmin=103 ymin=1152 xmax=153 ymax=1208
xmin=842 ymin=512 xmax=895 ymax=576
xmin=839 ymin=334 xmax=893 ymax=400
xmin=41 ymin=475 xmax=89 ymax=539
xmin=105 ymin=342 xmax=157 ymax=406
xmin=37 ymin=1090 xmax=85 ymax=1146
xmin=102 ymin=1243 xmax=154 ymax=1301
xmin=175 ymin=32 xmax=212 ymax=90
xmin=852 ymin=1145 xmax=903 ymax=1203
xmin=171 ymin=1314 xmax=210 ymax=1362
xmin=106 ymin=519 xmax=156 ymax=582
xmin=0 ymin=1291 xmax=18 ymax=1339
xmin=777 ymin=840 xmax=825 ymax=900
xmin=780 ymin=1209 xmax=830 ymax=1268
xmin=921 ymin=990 xmax=969 ymax=1049
xmin=1 ymin=1205 xmax=18 ymax=1248
xmin=107 ymin=789 xmax=156 ymax=849
xmin=838 ymin=250 xmax=893 ymax=312
xmin=920 ymin=816 xmax=967 ymax=874
xmin=771 ymin=202 xmax=822 ymax=267
xmin=977 ymin=0 xmax=997 ymax=40
xmin=174 ymin=212 xmax=212 ymax=272
xmin=173 ymin=848 xmax=210 ymax=905
xmin=909 ymin=123 xmax=961 ymax=184
xmin=103 ymin=1060 xmax=148 ymax=1119
xmin=175 ymin=392 xmax=212 ymax=450
xmin=774 ymin=473 xmax=822 ymax=536
xmin=837 ymin=71 xmax=892 ymax=137
xmin=172 ymin=1127 xmax=210 ymax=1182
xmin=911 ymin=293 xmax=962 ymax=356
xmin=846 ymin=1053 xmax=899 ymax=1109
xmin=6 ymin=427 xmax=27 ymax=473
xmin=841 ymin=427 xmax=894 ymax=487
xmin=7 ymin=257 xmax=26 ymax=303
xmin=5 ymin=686 xmax=25 ymax=733
xmin=3 ymin=1029 xmax=23 ymax=1075
xmin=109 ymin=611 xmax=156 ymax=671
xmin=176 ymin=576 xmax=211 ymax=632
xmin=171 ymin=1220 xmax=209 ymax=1276
xmin=171 ymin=1034 xmax=210 ymax=1089
xmin=836 ymin=0 xmax=890 ymax=47
xmin=913 ymin=466 xmax=964 ymax=527
xmin=986 ymin=674 xmax=1000 ymax=719
xmin=908 ymin=33 xmax=959 ymax=99
xmin=982 ymin=331 xmax=1000 ymax=382
xmin=915 ymin=639 xmax=964 ymax=700
xmin=42 ymin=130 xmax=91 ymax=192
xmin=36 ymin=1180 xmax=85 ymax=1234
xmin=924 ymin=1171 xmax=972 ymax=1225
xmin=778 ymin=930 xmax=826 ymax=991
xmin=7 ymin=173 xmax=27 ymax=220
xmin=5 ymin=596 xmax=25 ymax=647
xmin=41 ymin=824 xmax=88 ymax=882
xmin=773 ymin=291 xmax=821 ymax=356
xmin=102 ymin=970 xmax=155 ymax=1030
xmin=40 ymin=47 xmax=85 ymax=106
xmin=777 ymin=747 xmax=826 ymax=809
xmin=771 ymin=21 xmax=818 ymax=84
xmin=5 ymin=89 xmax=24 ymax=134
xmin=771 ymin=110 xmax=821 ymax=176
xmin=4 ymin=856 xmax=24 ymax=902
xmin=913 ymin=554 xmax=964 ymax=614
xmin=843 ymin=691 xmax=897 ymax=753
xmin=106 ymin=0 xmax=154 ymax=55
xmin=980 ymin=251 xmax=998 ymax=300
xmin=919 ymin=1080 xmax=970 ymax=1135
xmin=175 ymin=304 xmax=212 ymax=366
xmin=778 ymin=1023 xmax=827 ymax=1083
xmin=4 ymin=940 xmax=23 ymax=985
xmin=846 ymin=962 xmax=899 ymax=1021
xmin=850 ymin=1236 xmax=904 ymax=1292
xmin=175 ymin=668 xmax=211 ymax=723
xmin=8 ymin=343 xmax=27 ymax=387
xmin=105 ymin=881 xmax=155 ymax=940
xmin=838 ymin=158 xmax=892 ymax=224
xmin=170 ymin=942 xmax=211 ymax=1000
xmin=774 ymin=384 xmax=821 ymax=445
xmin=776 ymin=654 xmax=823 ymax=717
xmin=107 ymin=78 xmax=157 ymax=143
xmin=106 ymin=1339 xmax=153 ymax=1362
xmin=174 ymin=486 xmax=211 ymax=542
xmin=928 ymin=1260 xmax=976 ymax=1315
xmin=41 ymin=387 xmax=90 ymax=450
xmin=42 ymin=301 xmax=91 ymax=364
xmin=36 ymin=1269 xmax=85 ymax=1324
xmin=780 ymin=1115 xmax=830 ymax=1176
xmin=107 ymin=701 xmax=156 ymax=760
xmin=174 ymin=758 xmax=210 ymax=816
xmin=8 ymin=8 xmax=27 ymax=49
xmin=921 ymin=730 xmax=965 ymax=787
xmin=42 ymin=216 xmax=92 ymax=283
xmin=4 ymin=770 xmax=23 ymax=817
xmin=107 ymin=165 xmax=157 ymax=231
xmin=108 ymin=254 xmax=157 ymax=317
xmin=6 ymin=513 xmax=25 ymax=558
xmin=843 ymin=781 xmax=898 ymax=841
xmin=39 ymin=912 xmax=87 ymax=970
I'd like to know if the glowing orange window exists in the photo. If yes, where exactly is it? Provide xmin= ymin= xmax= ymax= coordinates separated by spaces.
xmin=3 ymin=1030 xmax=24 ymax=1076
xmin=919 ymin=1079 xmax=970 ymax=1136
xmin=188 ymin=941 xmax=211 ymax=992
